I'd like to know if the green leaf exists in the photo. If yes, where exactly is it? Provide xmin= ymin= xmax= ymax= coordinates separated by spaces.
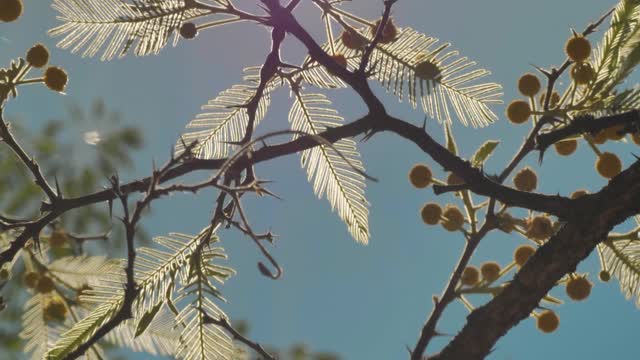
xmin=471 ymin=140 xmax=499 ymax=167
xmin=135 ymin=302 xmax=163 ymax=338
xmin=444 ymin=123 xmax=457 ymax=155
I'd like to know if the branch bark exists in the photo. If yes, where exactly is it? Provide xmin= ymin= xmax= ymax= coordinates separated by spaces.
xmin=430 ymin=160 xmax=640 ymax=359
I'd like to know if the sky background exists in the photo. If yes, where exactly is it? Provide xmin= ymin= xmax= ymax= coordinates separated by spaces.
xmin=2 ymin=0 xmax=640 ymax=359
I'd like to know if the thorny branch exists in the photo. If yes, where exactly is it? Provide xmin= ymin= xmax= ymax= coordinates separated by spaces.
xmin=0 ymin=109 xmax=59 ymax=208
xmin=62 ymin=145 xmax=197 ymax=360
xmin=0 ymin=1 xmax=637 ymax=360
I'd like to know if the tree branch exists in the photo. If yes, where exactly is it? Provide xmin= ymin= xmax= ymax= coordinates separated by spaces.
xmin=430 ymin=160 xmax=640 ymax=359
xmin=0 ymin=109 xmax=59 ymax=203
xmin=535 ymin=110 xmax=640 ymax=153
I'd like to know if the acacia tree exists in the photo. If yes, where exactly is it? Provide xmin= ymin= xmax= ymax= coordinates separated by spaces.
xmin=2 ymin=0 xmax=640 ymax=359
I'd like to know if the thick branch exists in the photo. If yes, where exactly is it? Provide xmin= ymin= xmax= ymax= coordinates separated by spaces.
xmin=411 ymin=222 xmax=495 ymax=360
xmin=535 ymin=110 xmax=640 ymax=152
xmin=430 ymin=160 xmax=640 ymax=359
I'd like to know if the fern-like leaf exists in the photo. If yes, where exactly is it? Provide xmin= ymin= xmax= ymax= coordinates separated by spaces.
xmin=584 ymin=0 xmax=640 ymax=102
xmin=601 ymin=86 xmax=640 ymax=114
xmin=49 ymin=0 xmax=210 ymax=60
xmin=174 ymin=246 xmax=235 ymax=360
xmin=20 ymin=294 xmax=58 ymax=360
xmin=104 ymin=309 xmax=178 ymax=356
xmin=289 ymin=90 xmax=370 ymax=244
xmin=48 ymin=256 xmax=122 ymax=289
xmin=46 ymin=297 xmax=123 ymax=359
xmin=305 ymin=27 xmax=502 ymax=127
xmin=598 ymin=239 xmax=640 ymax=307
xmin=298 ymin=57 xmax=347 ymax=89
xmin=47 ymin=228 xmax=228 ymax=359
xmin=175 ymin=68 xmax=280 ymax=159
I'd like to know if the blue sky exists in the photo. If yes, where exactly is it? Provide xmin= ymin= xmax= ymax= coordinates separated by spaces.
xmin=2 ymin=0 xmax=640 ymax=359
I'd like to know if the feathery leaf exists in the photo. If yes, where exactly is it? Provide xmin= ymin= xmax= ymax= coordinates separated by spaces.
xmin=104 ymin=309 xmax=178 ymax=356
xmin=582 ymin=0 xmax=640 ymax=104
xmin=20 ymin=294 xmax=58 ymax=360
xmin=175 ymin=68 xmax=280 ymax=159
xmin=49 ymin=0 xmax=211 ymax=60
xmin=47 ymin=228 xmax=229 ymax=359
xmin=174 ymin=246 xmax=235 ymax=360
xmin=305 ymin=27 xmax=502 ymax=126
xmin=48 ymin=256 xmax=122 ymax=289
xmin=598 ymin=239 xmax=640 ymax=307
xmin=289 ymin=90 xmax=370 ymax=244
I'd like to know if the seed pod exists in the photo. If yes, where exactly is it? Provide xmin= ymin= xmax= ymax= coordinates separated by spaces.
xmin=371 ymin=18 xmax=397 ymax=44
xmin=421 ymin=203 xmax=442 ymax=225
xmin=506 ymin=100 xmax=531 ymax=124
xmin=480 ymin=262 xmax=501 ymax=282
xmin=44 ymin=298 xmax=67 ymax=322
xmin=415 ymin=59 xmax=442 ymax=81
xmin=36 ymin=276 xmax=55 ymax=294
xmin=570 ymin=62 xmax=595 ymax=85
xmin=341 ymin=30 xmax=367 ymax=50
xmin=604 ymin=125 xmax=625 ymax=141
xmin=461 ymin=266 xmax=480 ymax=286
xmin=0 ymin=0 xmax=23 ymax=23
xmin=536 ymin=310 xmax=559 ymax=333
xmin=554 ymin=139 xmax=577 ymax=156
xmin=526 ymin=215 xmax=554 ymax=241
xmin=409 ymin=164 xmax=432 ymax=188
xmin=565 ymin=275 xmax=592 ymax=301
xmin=565 ymin=36 xmax=591 ymax=62
xmin=599 ymin=270 xmax=611 ymax=282
xmin=26 ymin=44 xmax=49 ymax=68
xmin=570 ymin=189 xmax=588 ymax=199
xmin=180 ymin=22 xmax=198 ymax=39
xmin=513 ymin=167 xmax=537 ymax=192
xmin=44 ymin=66 xmax=68 ymax=92
xmin=514 ymin=245 xmax=536 ymax=267
xmin=596 ymin=152 xmax=622 ymax=179
xmin=518 ymin=73 xmax=541 ymax=97
xmin=441 ymin=205 xmax=464 ymax=232
xmin=446 ymin=172 xmax=465 ymax=186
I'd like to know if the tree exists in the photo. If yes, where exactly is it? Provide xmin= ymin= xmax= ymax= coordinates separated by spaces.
xmin=1 ymin=0 xmax=640 ymax=359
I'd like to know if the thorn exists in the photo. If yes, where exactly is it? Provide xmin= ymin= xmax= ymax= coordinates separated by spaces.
xmin=54 ymin=176 xmax=62 ymax=199
xmin=108 ymin=199 xmax=113 ymax=219
xmin=538 ymin=147 xmax=546 ymax=164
